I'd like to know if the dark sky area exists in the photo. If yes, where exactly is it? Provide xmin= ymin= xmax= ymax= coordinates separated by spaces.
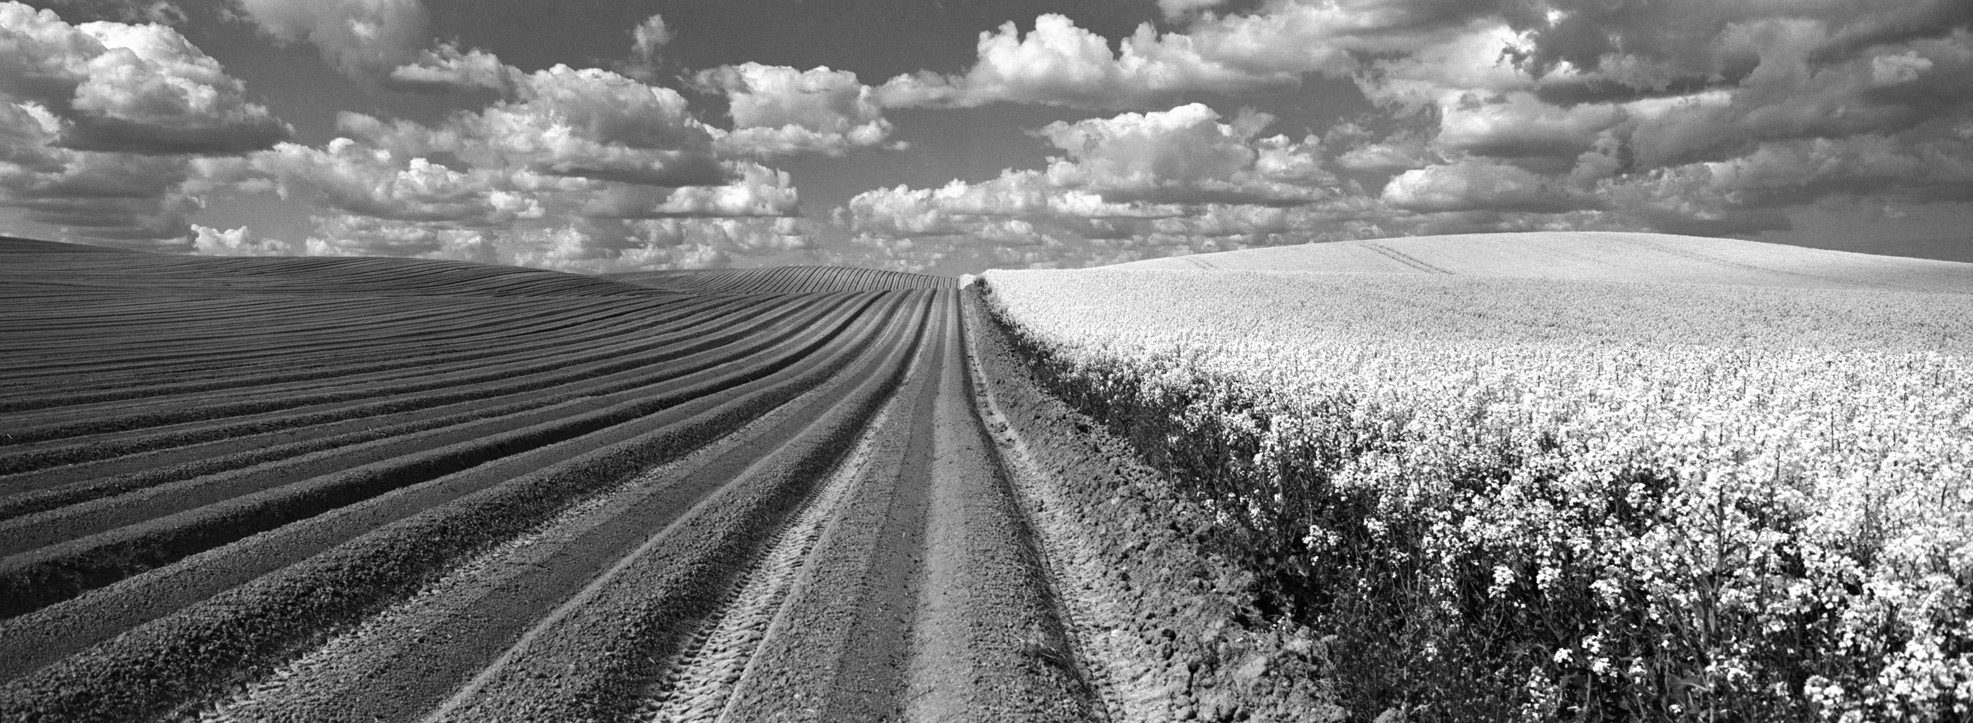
xmin=3 ymin=0 xmax=1969 ymax=274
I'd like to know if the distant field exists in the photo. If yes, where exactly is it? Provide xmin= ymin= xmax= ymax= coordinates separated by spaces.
xmin=1112 ymin=231 xmax=1973 ymax=292
xmin=605 ymin=265 xmax=952 ymax=294
xmin=982 ymin=232 xmax=1973 ymax=720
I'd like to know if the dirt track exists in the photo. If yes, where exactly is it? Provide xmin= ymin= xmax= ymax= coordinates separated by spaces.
xmin=0 ymin=244 xmax=1125 ymax=722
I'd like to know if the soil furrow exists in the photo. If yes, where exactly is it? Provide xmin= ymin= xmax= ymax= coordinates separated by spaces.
xmin=181 ymin=296 xmax=921 ymax=722
xmin=0 ymin=294 xmax=863 ymax=544
xmin=0 ymin=294 xmax=855 ymax=476
xmin=0 ymin=293 xmax=914 ymax=687
xmin=0 ymin=295 xmax=725 ymax=412
xmin=417 ymin=291 xmax=932 ymax=723
xmin=634 ymin=399 xmax=896 ymax=723
xmin=0 ymin=293 xmax=812 ymax=441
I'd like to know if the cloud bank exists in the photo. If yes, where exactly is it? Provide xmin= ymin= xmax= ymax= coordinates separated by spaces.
xmin=0 ymin=2 xmax=291 ymax=244
xmin=845 ymin=0 xmax=1973 ymax=270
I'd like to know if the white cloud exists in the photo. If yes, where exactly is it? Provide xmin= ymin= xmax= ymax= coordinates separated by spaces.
xmin=1433 ymin=90 xmax=1622 ymax=161
xmin=874 ymin=6 xmax=1509 ymax=111
xmin=1382 ymin=158 xmax=1591 ymax=213
xmin=876 ymin=14 xmax=1309 ymax=110
xmin=212 ymin=44 xmax=817 ymax=272
xmin=409 ymin=64 xmax=726 ymax=187
xmin=0 ymin=3 xmax=291 ymax=247
xmin=631 ymin=14 xmax=672 ymax=64
xmin=575 ymin=162 xmax=799 ymax=219
xmin=1335 ymin=136 xmax=1435 ymax=173
xmin=248 ymin=137 xmax=540 ymax=224
xmin=0 ymin=3 xmax=289 ymax=154
xmin=1037 ymin=102 xmax=1332 ymax=205
xmin=386 ymin=42 xmax=514 ymax=94
xmin=487 ymin=218 xmax=808 ymax=274
xmin=1871 ymin=51 xmax=1934 ymax=85
xmin=696 ymin=63 xmax=896 ymax=157
xmin=841 ymin=102 xmax=1342 ymax=265
xmin=192 ymin=223 xmax=293 ymax=255
xmin=858 ymin=2 xmax=1969 ymax=265
xmin=339 ymin=64 xmax=728 ymax=187
xmin=234 ymin=0 xmax=430 ymax=78
xmin=1158 ymin=0 xmax=1228 ymax=22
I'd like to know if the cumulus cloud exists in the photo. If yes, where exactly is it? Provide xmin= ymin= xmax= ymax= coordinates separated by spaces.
xmin=630 ymin=14 xmax=672 ymax=65
xmin=843 ymin=103 xmax=1332 ymax=243
xmin=248 ymin=137 xmax=542 ymax=224
xmin=696 ymin=64 xmax=897 ymax=157
xmin=0 ymin=3 xmax=291 ymax=247
xmin=233 ymin=0 xmax=430 ymax=79
xmin=876 ymin=14 xmax=1310 ymax=110
xmin=1157 ymin=0 xmax=1228 ymax=22
xmin=0 ymin=3 xmax=290 ymax=154
xmin=292 ymin=215 xmax=809 ymax=274
xmin=386 ymin=42 xmax=514 ymax=94
xmin=340 ymin=65 xmax=729 ymax=188
xmin=1037 ymin=103 xmax=1331 ymax=205
xmin=862 ymin=2 xmax=1969 ymax=260
xmin=575 ymin=163 xmax=799 ymax=219
xmin=1330 ymin=125 xmax=1435 ymax=173
xmin=875 ymin=6 xmax=1508 ymax=110
xmin=616 ymin=13 xmax=674 ymax=82
xmin=41 ymin=0 xmax=190 ymax=26
xmin=213 ymin=44 xmax=819 ymax=272
xmin=192 ymin=223 xmax=294 ymax=255
xmin=841 ymin=102 xmax=1359 ymax=267
xmin=1433 ymin=91 xmax=1621 ymax=163
xmin=1382 ymin=158 xmax=1592 ymax=213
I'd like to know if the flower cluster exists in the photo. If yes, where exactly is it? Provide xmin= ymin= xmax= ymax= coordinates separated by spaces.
xmin=979 ymin=268 xmax=1973 ymax=720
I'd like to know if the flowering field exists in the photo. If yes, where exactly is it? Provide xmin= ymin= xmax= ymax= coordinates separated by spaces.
xmin=979 ymin=264 xmax=1973 ymax=720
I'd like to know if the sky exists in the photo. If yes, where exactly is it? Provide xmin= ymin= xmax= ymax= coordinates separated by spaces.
xmin=1 ymin=0 xmax=1970 ymax=275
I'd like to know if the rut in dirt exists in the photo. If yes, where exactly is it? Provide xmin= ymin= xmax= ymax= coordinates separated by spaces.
xmin=0 ymin=245 xmax=1107 ymax=723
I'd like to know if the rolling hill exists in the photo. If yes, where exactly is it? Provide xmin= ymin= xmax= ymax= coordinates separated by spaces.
xmin=1109 ymin=231 xmax=1973 ymax=293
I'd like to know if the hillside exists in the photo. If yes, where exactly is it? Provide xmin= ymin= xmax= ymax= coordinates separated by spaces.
xmin=604 ymin=265 xmax=953 ymax=294
xmin=0 ymin=238 xmax=667 ymax=298
xmin=1110 ymin=232 xmax=1973 ymax=293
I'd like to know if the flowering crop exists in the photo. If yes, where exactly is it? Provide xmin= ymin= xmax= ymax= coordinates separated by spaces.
xmin=979 ymin=268 xmax=1973 ymax=721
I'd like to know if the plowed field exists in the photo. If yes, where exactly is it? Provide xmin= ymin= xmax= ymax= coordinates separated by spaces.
xmin=2 ymin=239 xmax=1332 ymax=722
xmin=0 ymin=242 xmax=1147 ymax=722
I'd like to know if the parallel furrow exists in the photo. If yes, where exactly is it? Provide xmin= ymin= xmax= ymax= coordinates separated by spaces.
xmin=0 ymin=294 xmax=855 ymax=473
xmin=181 ymin=292 xmax=930 ymax=723
xmin=0 ymin=290 xmax=923 ymax=722
xmin=0 ymin=292 xmax=895 ymax=620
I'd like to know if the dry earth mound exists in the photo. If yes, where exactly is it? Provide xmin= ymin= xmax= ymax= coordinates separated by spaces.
xmin=606 ymin=265 xmax=954 ymax=294
xmin=1112 ymin=231 xmax=1973 ymax=292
